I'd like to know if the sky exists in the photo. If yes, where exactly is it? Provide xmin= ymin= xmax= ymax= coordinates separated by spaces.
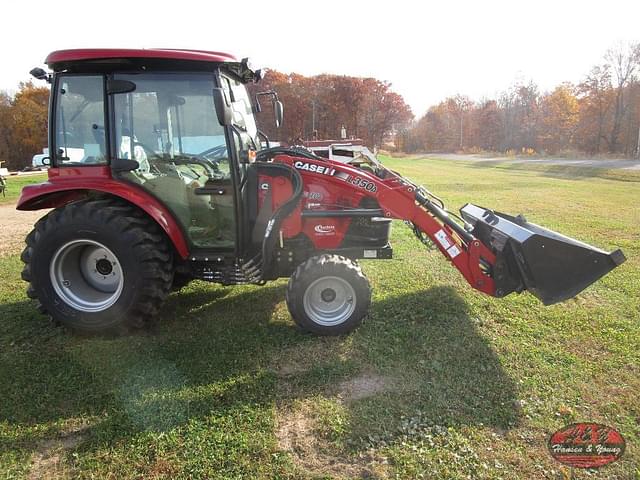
xmin=2 ymin=0 xmax=639 ymax=117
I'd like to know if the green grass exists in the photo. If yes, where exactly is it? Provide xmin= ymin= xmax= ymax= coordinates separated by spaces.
xmin=1 ymin=157 xmax=638 ymax=479
xmin=0 ymin=174 xmax=47 ymax=205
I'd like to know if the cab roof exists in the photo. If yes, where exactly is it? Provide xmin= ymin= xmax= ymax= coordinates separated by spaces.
xmin=44 ymin=49 xmax=260 ymax=82
xmin=46 ymin=49 xmax=237 ymax=68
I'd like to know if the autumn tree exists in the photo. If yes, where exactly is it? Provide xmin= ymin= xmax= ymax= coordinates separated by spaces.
xmin=0 ymin=91 xmax=12 ymax=165
xmin=604 ymin=42 xmax=640 ymax=153
xmin=538 ymin=84 xmax=579 ymax=153
xmin=500 ymin=81 xmax=540 ymax=152
xmin=473 ymin=100 xmax=502 ymax=151
xmin=0 ymin=82 xmax=49 ymax=170
xmin=248 ymin=70 xmax=413 ymax=148
xmin=452 ymin=95 xmax=472 ymax=149
xmin=574 ymin=65 xmax=614 ymax=154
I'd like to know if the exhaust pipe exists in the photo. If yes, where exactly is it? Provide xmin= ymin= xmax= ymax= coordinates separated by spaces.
xmin=460 ymin=204 xmax=626 ymax=305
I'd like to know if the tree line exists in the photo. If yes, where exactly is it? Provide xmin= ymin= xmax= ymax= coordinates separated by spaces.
xmin=0 ymin=72 xmax=413 ymax=170
xmin=398 ymin=42 xmax=640 ymax=158
xmin=249 ymin=70 xmax=414 ymax=148
xmin=0 ymin=83 xmax=49 ymax=170
xmin=1 ymin=43 xmax=638 ymax=171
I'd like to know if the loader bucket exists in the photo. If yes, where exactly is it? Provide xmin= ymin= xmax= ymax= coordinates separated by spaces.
xmin=460 ymin=203 xmax=626 ymax=305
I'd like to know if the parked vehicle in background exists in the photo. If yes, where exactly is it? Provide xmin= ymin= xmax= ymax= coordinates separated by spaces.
xmin=32 ymin=148 xmax=50 ymax=169
xmin=304 ymin=139 xmax=378 ymax=165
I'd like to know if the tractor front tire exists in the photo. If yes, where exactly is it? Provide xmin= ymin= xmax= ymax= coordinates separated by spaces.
xmin=286 ymin=254 xmax=371 ymax=335
xmin=21 ymin=198 xmax=174 ymax=335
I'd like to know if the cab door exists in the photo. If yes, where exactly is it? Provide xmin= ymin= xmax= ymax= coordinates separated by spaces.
xmin=110 ymin=72 xmax=237 ymax=250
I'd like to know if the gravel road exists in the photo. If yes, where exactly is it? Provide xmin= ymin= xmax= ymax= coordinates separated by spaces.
xmin=0 ymin=204 xmax=49 ymax=256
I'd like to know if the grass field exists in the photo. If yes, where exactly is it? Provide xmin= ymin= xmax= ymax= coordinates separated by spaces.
xmin=0 ymin=174 xmax=47 ymax=205
xmin=0 ymin=158 xmax=638 ymax=479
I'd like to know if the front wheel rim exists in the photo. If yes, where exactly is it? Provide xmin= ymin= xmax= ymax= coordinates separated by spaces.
xmin=302 ymin=276 xmax=357 ymax=326
xmin=50 ymin=239 xmax=124 ymax=312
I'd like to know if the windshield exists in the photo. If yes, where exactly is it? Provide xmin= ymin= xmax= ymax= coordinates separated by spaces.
xmin=112 ymin=72 xmax=237 ymax=249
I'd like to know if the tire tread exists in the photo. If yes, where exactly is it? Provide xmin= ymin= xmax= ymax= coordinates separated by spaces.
xmin=21 ymin=198 xmax=174 ymax=334
xmin=285 ymin=254 xmax=371 ymax=335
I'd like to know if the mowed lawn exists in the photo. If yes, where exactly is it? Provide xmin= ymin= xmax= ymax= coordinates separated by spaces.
xmin=0 ymin=158 xmax=638 ymax=479
xmin=0 ymin=174 xmax=48 ymax=205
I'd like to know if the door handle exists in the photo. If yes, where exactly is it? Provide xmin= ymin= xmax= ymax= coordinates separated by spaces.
xmin=195 ymin=186 xmax=226 ymax=195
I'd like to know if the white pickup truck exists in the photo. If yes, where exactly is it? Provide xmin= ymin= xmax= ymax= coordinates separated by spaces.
xmin=31 ymin=148 xmax=50 ymax=168
xmin=303 ymin=139 xmax=378 ymax=165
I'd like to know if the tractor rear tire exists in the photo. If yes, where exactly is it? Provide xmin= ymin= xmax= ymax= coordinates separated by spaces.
xmin=21 ymin=198 xmax=174 ymax=335
xmin=286 ymin=254 xmax=371 ymax=335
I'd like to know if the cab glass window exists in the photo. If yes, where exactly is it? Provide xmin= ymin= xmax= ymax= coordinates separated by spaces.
xmin=112 ymin=73 xmax=235 ymax=249
xmin=54 ymin=76 xmax=107 ymax=165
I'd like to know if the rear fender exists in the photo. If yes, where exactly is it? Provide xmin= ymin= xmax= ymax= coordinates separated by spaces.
xmin=17 ymin=180 xmax=190 ymax=259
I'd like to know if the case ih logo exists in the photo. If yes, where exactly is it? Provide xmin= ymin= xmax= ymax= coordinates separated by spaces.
xmin=314 ymin=224 xmax=336 ymax=234
xmin=293 ymin=161 xmax=336 ymax=176
xmin=548 ymin=423 xmax=625 ymax=469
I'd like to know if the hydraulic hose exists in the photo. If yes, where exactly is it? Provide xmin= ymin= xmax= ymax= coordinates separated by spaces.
xmin=415 ymin=189 xmax=474 ymax=244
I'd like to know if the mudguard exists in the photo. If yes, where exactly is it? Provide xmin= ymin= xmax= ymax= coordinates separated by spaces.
xmin=16 ymin=167 xmax=190 ymax=259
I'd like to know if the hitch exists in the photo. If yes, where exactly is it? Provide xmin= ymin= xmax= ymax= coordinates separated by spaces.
xmin=460 ymin=204 xmax=626 ymax=305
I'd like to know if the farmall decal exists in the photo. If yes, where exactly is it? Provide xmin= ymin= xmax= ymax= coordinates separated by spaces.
xmin=293 ymin=161 xmax=336 ymax=176
xmin=292 ymin=161 xmax=375 ymax=192
xmin=346 ymin=175 xmax=378 ymax=193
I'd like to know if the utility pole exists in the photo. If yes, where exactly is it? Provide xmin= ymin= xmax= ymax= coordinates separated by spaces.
xmin=312 ymin=100 xmax=316 ymax=133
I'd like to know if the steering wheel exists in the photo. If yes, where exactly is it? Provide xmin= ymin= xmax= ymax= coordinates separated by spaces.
xmin=131 ymin=141 xmax=227 ymax=180
xmin=188 ymin=145 xmax=228 ymax=179
xmin=198 ymin=145 xmax=227 ymax=162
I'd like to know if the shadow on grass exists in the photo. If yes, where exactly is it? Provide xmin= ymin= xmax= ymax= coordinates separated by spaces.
xmin=0 ymin=284 xmax=288 ymax=449
xmin=0 ymin=282 xmax=519 ymax=460
xmin=351 ymin=286 xmax=519 ymax=435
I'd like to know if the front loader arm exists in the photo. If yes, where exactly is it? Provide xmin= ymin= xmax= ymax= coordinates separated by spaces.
xmin=375 ymin=181 xmax=497 ymax=296
xmin=368 ymin=166 xmax=623 ymax=304
xmin=278 ymin=154 xmax=498 ymax=296
xmin=278 ymin=153 xmax=625 ymax=304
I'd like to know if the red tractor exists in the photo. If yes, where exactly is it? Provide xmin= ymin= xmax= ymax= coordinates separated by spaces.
xmin=19 ymin=49 xmax=625 ymax=335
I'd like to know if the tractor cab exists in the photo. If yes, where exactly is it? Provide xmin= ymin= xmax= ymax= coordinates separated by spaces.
xmin=42 ymin=49 xmax=280 ymax=256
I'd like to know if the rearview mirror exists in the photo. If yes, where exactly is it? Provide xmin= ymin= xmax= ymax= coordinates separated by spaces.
xmin=213 ymin=88 xmax=233 ymax=126
xmin=274 ymin=100 xmax=284 ymax=128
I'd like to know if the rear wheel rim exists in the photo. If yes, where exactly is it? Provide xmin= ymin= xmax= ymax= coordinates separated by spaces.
xmin=302 ymin=276 xmax=356 ymax=326
xmin=50 ymin=239 xmax=124 ymax=312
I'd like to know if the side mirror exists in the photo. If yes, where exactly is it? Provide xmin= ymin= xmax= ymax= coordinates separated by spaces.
xmin=213 ymin=88 xmax=233 ymax=126
xmin=274 ymin=100 xmax=284 ymax=128
xmin=30 ymin=67 xmax=51 ymax=83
